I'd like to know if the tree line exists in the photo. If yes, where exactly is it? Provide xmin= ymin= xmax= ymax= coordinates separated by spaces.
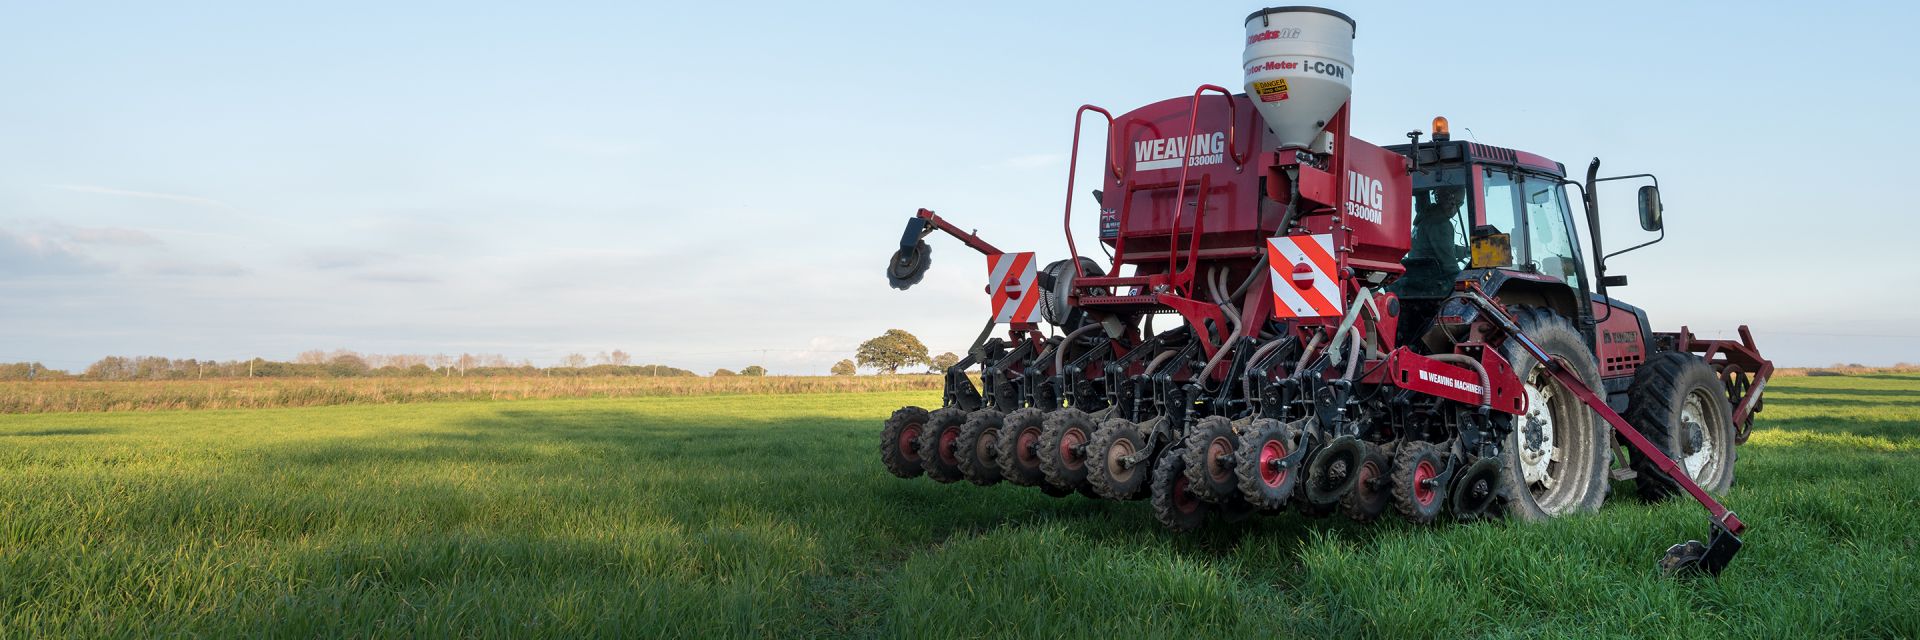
xmin=0 ymin=350 xmax=704 ymax=381
xmin=2 ymin=329 xmax=963 ymax=381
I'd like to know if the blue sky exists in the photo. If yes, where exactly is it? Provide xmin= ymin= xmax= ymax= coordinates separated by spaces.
xmin=1 ymin=1 xmax=1915 ymax=373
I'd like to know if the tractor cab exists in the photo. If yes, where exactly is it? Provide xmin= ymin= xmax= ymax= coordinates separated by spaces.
xmin=1385 ymin=130 xmax=1584 ymax=302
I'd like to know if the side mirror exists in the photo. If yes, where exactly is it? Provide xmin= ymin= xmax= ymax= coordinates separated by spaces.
xmin=1637 ymin=185 xmax=1663 ymax=232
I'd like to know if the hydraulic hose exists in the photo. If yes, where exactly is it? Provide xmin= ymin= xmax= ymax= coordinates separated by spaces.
xmin=1054 ymin=323 xmax=1102 ymax=376
xmin=1429 ymin=353 xmax=1493 ymax=408
xmin=1241 ymin=335 xmax=1296 ymax=401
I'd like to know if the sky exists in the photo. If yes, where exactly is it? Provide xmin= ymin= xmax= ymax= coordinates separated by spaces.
xmin=1 ymin=1 xmax=1916 ymax=373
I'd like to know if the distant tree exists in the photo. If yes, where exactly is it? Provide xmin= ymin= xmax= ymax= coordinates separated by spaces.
xmin=831 ymin=359 xmax=857 ymax=376
xmin=741 ymin=365 xmax=767 ymax=376
xmin=296 ymin=350 xmax=330 ymax=365
xmin=930 ymin=352 xmax=960 ymax=372
xmin=857 ymin=329 xmax=930 ymax=374
xmin=85 ymin=356 xmax=134 ymax=381
xmin=713 ymin=368 xmax=738 ymax=377
xmin=562 ymin=353 xmax=588 ymax=368
xmin=327 ymin=354 xmax=370 ymax=377
xmin=610 ymin=349 xmax=632 ymax=366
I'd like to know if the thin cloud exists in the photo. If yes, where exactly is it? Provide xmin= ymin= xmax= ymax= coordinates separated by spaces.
xmin=353 ymin=271 xmax=440 ymax=284
xmin=145 ymin=261 xmax=251 ymax=277
xmin=0 ymin=231 xmax=115 ymax=275
xmin=63 ymin=226 xmax=162 ymax=247
xmin=305 ymin=249 xmax=399 ymax=270
xmin=51 ymin=184 xmax=240 ymax=212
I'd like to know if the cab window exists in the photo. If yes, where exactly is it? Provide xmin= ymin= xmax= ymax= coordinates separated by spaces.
xmin=1393 ymin=167 xmax=1471 ymax=298
xmin=1520 ymin=175 xmax=1582 ymax=288
xmin=1481 ymin=168 xmax=1522 ymax=248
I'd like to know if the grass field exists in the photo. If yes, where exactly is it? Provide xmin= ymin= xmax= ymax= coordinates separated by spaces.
xmin=0 ymin=375 xmax=1915 ymax=637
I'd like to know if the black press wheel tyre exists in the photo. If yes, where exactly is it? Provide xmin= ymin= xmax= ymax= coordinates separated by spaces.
xmin=880 ymin=406 xmax=930 ymax=479
xmin=1499 ymin=305 xmax=1611 ymax=521
xmin=887 ymin=240 xmax=931 ymax=290
xmin=916 ymin=408 xmax=968 ymax=483
xmin=995 ymin=408 xmax=1050 ymax=487
xmin=1150 ymin=446 xmax=1210 ymax=532
xmin=1626 ymin=351 xmax=1738 ymax=501
xmin=1234 ymin=418 xmax=1301 ymax=510
xmin=1086 ymin=418 xmax=1151 ymax=500
xmin=954 ymin=409 xmax=1006 ymax=486
xmin=1391 ymin=440 xmax=1448 ymax=524
xmin=1341 ymin=441 xmax=1393 ymax=523
xmin=1181 ymin=416 xmax=1241 ymax=503
xmin=1038 ymin=408 xmax=1097 ymax=491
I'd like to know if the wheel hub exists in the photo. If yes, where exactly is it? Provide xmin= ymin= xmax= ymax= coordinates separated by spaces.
xmin=1680 ymin=391 xmax=1714 ymax=478
xmin=1519 ymin=373 xmax=1559 ymax=488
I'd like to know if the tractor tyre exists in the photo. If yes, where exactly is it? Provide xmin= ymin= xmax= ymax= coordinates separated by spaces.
xmin=1181 ymin=416 xmax=1241 ymax=503
xmin=1150 ymin=446 xmax=1210 ymax=533
xmin=1038 ymin=408 xmax=1097 ymax=491
xmin=1499 ymin=305 xmax=1611 ymax=521
xmin=880 ymin=406 xmax=929 ymax=479
xmin=955 ymin=409 xmax=1006 ymax=486
xmin=1391 ymin=441 xmax=1448 ymax=524
xmin=1087 ymin=418 xmax=1151 ymax=500
xmin=994 ymin=408 xmax=1050 ymax=487
xmin=1234 ymin=418 xmax=1301 ymax=510
xmin=1626 ymin=351 xmax=1737 ymax=501
xmin=916 ymin=408 xmax=968 ymax=483
xmin=1341 ymin=442 xmax=1393 ymax=523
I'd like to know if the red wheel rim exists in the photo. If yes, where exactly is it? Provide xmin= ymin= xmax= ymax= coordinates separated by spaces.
xmin=1108 ymin=438 xmax=1136 ymax=483
xmin=1356 ymin=461 xmax=1377 ymax=496
xmin=899 ymin=426 xmax=922 ymax=462
xmin=1206 ymin=437 xmax=1233 ymax=483
xmin=1173 ymin=476 xmax=1199 ymax=513
xmin=1259 ymin=440 xmax=1288 ymax=487
xmin=977 ymin=428 xmax=998 ymax=462
xmin=938 ymin=428 xmax=960 ymax=466
xmin=1059 ymin=428 xmax=1087 ymax=470
xmin=1017 ymin=428 xmax=1041 ymax=465
xmin=1414 ymin=460 xmax=1437 ymax=506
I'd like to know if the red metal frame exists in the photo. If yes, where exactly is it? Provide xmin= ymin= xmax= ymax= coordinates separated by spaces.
xmin=1062 ymin=105 xmax=1115 ymax=281
xmin=912 ymin=208 xmax=1002 ymax=256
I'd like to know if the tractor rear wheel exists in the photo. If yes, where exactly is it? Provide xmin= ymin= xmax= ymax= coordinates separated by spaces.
xmin=1038 ymin=408 xmax=1097 ymax=491
xmin=1087 ymin=418 xmax=1150 ymax=500
xmin=994 ymin=408 xmax=1049 ymax=487
xmin=880 ymin=406 xmax=929 ymax=479
xmin=1181 ymin=416 xmax=1241 ymax=502
xmin=1234 ymin=418 xmax=1301 ymax=510
xmin=955 ymin=409 xmax=1005 ymax=486
xmin=1391 ymin=441 xmax=1448 ymax=524
xmin=1499 ymin=306 xmax=1611 ymax=521
xmin=916 ymin=408 xmax=968 ymax=483
xmin=1626 ymin=351 xmax=1737 ymax=501
xmin=1150 ymin=446 xmax=1210 ymax=532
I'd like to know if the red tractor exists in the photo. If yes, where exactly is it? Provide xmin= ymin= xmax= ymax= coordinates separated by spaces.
xmin=880 ymin=6 xmax=1768 ymax=575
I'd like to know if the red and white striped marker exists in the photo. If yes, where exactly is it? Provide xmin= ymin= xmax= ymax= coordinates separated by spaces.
xmin=987 ymin=252 xmax=1042 ymax=324
xmin=1266 ymin=234 xmax=1342 ymax=319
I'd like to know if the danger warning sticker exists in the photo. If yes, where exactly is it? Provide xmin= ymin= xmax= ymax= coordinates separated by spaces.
xmin=1252 ymin=78 xmax=1290 ymax=103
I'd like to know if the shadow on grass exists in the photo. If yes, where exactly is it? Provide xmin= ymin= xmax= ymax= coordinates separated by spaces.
xmin=0 ymin=427 xmax=114 ymax=437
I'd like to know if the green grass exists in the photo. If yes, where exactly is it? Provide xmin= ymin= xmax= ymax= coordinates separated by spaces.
xmin=1 ymin=375 xmax=1916 ymax=637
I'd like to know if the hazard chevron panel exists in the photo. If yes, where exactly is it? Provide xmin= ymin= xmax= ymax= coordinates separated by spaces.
xmin=986 ymin=252 xmax=1042 ymax=324
xmin=1266 ymin=234 xmax=1343 ymax=319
